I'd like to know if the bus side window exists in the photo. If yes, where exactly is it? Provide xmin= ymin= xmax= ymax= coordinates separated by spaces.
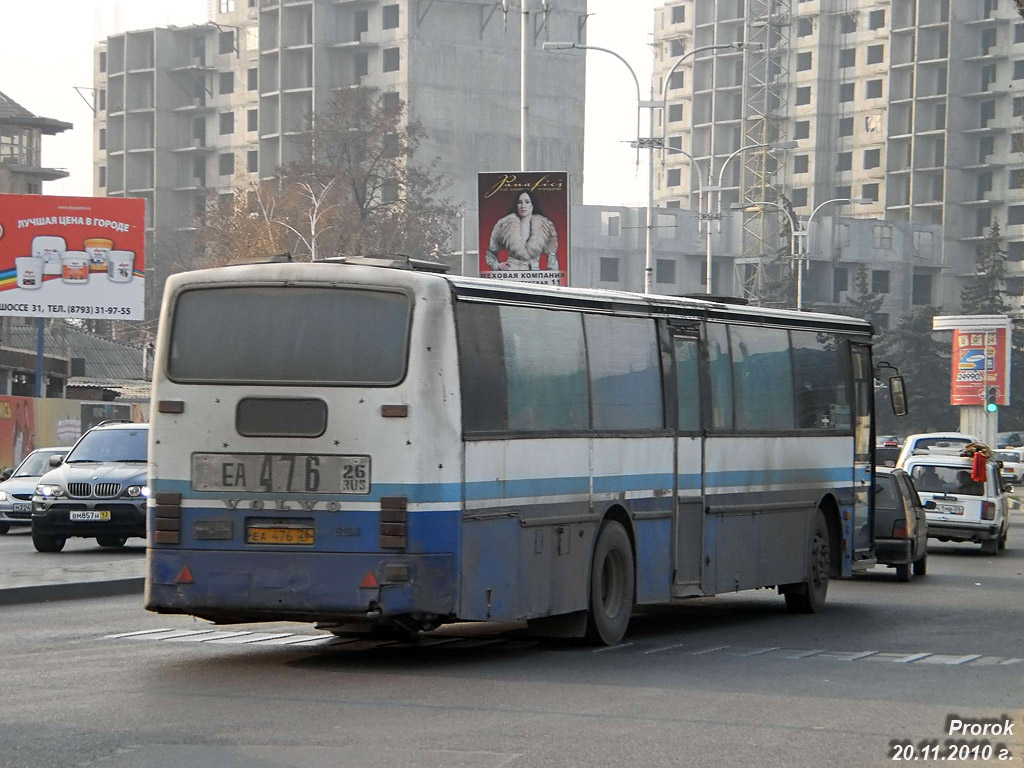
xmin=674 ymin=337 xmax=701 ymax=432
xmin=584 ymin=315 xmax=663 ymax=430
xmin=729 ymin=325 xmax=794 ymax=431
xmin=791 ymin=331 xmax=851 ymax=431
xmin=705 ymin=322 xmax=733 ymax=431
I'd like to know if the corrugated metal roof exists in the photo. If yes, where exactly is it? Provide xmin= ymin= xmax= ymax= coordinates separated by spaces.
xmin=5 ymin=323 xmax=145 ymax=380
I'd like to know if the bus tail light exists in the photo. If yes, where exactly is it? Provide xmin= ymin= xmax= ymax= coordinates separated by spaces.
xmin=981 ymin=501 xmax=996 ymax=520
xmin=380 ymin=496 xmax=407 ymax=550
xmin=154 ymin=491 xmax=182 ymax=545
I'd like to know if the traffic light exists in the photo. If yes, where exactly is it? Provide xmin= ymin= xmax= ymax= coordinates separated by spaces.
xmin=986 ymin=386 xmax=999 ymax=413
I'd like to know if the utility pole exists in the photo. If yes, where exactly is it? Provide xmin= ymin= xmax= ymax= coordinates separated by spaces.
xmin=520 ymin=0 xmax=529 ymax=171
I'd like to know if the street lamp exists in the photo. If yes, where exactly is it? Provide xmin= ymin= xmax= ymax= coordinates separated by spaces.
xmin=732 ymin=197 xmax=870 ymax=309
xmin=699 ymin=139 xmax=798 ymax=295
xmin=545 ymin=40 xmax=761 ymax=293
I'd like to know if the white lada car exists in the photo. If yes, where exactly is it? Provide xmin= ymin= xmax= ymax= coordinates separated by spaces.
xmin=903 ymin=452 xmax=1010 ymax=555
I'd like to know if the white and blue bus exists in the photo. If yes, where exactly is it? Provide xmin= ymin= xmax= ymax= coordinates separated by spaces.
xmin=145 ymin=256 xmax=901 ymax=645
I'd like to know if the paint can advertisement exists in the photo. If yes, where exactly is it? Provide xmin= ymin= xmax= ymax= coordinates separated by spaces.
xmin=0 ymin=194 xmax=145 ymax=319
xmin=478 ymin=172 xmax=569 ymax=287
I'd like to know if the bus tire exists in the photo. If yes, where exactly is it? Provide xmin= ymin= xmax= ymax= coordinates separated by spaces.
xmin=784 ymin=510 xmax=829 ymax=614
xmin=584 ymin=520 xmax=634 ymax=646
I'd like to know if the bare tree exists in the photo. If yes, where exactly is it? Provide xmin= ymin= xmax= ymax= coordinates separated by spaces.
xmin=194 ymin=89 xmax=457 ymax=267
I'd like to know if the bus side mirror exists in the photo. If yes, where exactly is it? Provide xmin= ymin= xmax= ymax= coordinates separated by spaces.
xmin=889 ymin=375 xmax=908 ymax=416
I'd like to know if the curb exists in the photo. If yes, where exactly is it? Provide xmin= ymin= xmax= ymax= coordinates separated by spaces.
xmin=0 ymin=577 xmax=144 ymax=606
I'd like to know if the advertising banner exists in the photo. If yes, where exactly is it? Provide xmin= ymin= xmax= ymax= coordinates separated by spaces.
xmin=950 ymin=327 xmax=1010 ymax=406
xmin=0 ymin=194 xmax=145 ymax=319
xmin=478 ymin=172 xmax=569 ymax=287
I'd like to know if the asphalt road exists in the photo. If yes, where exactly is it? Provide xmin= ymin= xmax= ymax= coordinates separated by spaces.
xmin=2 ymin=519 xmax=1022 ymax=768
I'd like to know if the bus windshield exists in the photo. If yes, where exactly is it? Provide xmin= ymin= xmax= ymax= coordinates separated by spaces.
xmin=168 ymin=286 xmax=412 ymax=385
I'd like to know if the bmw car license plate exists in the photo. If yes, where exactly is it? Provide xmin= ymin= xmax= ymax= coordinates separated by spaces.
xmin=69 ymin=510 xmax=111 ymax=522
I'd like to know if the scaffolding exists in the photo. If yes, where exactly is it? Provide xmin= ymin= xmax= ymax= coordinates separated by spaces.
xmin=736 ymin=0 xmax=792 ymax=302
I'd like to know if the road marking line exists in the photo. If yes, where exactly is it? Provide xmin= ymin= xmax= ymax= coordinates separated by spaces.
xmin=865 ymin=652 xmax=930 ymax=663
xmin=205 ymin=632 xmax=294 ymax=644
xmin=105 ymin=628 xmax=175 ymax=639
xmin=692 ymin=645 xmax=730 ymax=655
xmin=593 ymin=642 xmax=634 ymax=653
xmin=643 ymin=642 xmax=690 ymax=655
xmin=914 ymin=654 xmax=982 ymax=665
xmin=165 ymin=631 xmax=253 ymax=643
xmin=735 ymin=647 xmax=781 ymax=656
xmin=815 ymin=650 xmax=878 ymax=661
xmin=776 ymin=649 xmax=824 ymax=659
xmin=126 ymin=629 xmax=216 ymax=641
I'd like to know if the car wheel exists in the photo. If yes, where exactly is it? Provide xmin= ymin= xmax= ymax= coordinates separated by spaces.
xmin=32 ymin=529 xmax=66 ymax=553
xmin=998 ymin=524 xmax=1007 ymax=551
xmin=895 ymin=562 xmax=911 ymax=582
xmin=584 ymin=520 xmax=634 ymax=646
xmin=0 ymin=522 xmax=9 ymax=535
xmin=96 ymin=536 xmax=127 ymax=548
xmin=981 ymin=538 xmax=999 ymax=555
xmin=785 ymin=510 xmax=830 ymax=614
xmin=912 ymin=552 xmax=927 ymax=576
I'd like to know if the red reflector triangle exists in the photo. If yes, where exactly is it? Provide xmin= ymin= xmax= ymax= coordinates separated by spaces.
xmin=175 ymin=565 xmax=194 ymax=585
xmin=360 ymin=571 xmax=379 ymax=589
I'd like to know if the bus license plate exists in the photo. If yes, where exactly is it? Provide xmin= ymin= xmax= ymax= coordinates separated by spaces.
xmin=936 ymin=504 xmax=963 ymax=515
xmin=70 ymin=510 xmax=111 ymax=522
xmin=192 ymin=453 xmax=370 ymax=494
xmin=246 ymin=526 xmax=314 ymax=545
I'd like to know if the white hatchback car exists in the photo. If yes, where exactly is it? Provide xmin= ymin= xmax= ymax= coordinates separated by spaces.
xmin=903 ymin=453 xmax=1010 ymax=555
xmin=895 ymin=432 xmax=978 ymax=469
xmin=993 ymin=448 xmax=1024 ymax=486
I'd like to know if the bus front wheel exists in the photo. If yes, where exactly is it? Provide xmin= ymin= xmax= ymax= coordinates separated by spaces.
xmin=585 ymin=520 xmax=635 ymax=645
xmin=784 ymin=510 xmax=830 ymax=614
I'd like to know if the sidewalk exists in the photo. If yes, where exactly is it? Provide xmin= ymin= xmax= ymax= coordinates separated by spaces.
xmin=0 ymin=532 xmax=145 ymax=606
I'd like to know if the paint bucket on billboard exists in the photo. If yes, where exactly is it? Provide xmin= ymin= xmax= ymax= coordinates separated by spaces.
xmin=15 ymin=256 xmax=44 ymax=289
xmin=31 ymin=235 xmax=66 ymax=275
xmin=106 ymin=250 xmax=135 ymax=283
xmin=83 ymin=237 xmax=114 ymax=266
xmin=60 ymin=251 xmax=90 ymax=283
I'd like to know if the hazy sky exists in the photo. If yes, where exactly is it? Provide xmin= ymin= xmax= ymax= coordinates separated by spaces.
xmin=3 ymin=0 xmax=659 ymax=207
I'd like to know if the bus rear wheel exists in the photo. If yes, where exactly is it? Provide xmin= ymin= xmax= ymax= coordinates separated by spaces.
xmin=784 ymin=510 xmax=830 ymax=614
xmin=585 ymin=520 xmax=634 ymax=646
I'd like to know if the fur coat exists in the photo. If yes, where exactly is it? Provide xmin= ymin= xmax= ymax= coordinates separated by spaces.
xmin=485 ymin=213 xmax=559 ymax=271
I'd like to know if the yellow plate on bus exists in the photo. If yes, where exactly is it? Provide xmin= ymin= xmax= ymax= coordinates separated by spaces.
xmin=246 ymin=527 xmax=314 ymax=545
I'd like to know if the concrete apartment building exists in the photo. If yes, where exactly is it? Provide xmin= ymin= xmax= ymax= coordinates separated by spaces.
xmin=652 ymin=0 xmax=1024 ymax=321
xmin=93 ymin=0 xmax=587 ymax=316
xmin=0 ymin=91 xmax=71 ymax=195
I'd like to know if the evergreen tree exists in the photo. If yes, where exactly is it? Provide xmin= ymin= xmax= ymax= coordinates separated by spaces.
xmin=960 ymin=223 xmax=1009 ymax=315
xmin=873 ymin=307 xmax=958 ymax=434
xmin=839 ymin=264 xmax=884 ymax=321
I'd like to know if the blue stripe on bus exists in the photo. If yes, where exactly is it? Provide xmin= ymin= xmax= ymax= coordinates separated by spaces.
xmin=151 ymin=465 xmax=853 ymax=505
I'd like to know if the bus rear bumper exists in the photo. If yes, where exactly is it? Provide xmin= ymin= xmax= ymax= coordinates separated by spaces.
xmin=144 ymin=549 xmax=456 ymax=623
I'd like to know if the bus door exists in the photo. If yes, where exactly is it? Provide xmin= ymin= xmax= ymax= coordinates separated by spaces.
xmin=850 ymin=343 xmax=875 ymax=564
xmin=671 ymin=323 xmax=704 ymax=596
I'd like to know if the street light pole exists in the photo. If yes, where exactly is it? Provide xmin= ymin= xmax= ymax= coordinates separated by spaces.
xmin=520 ymin=0 xmax=529 ymax=171
xmin=544 ymin=41 xmax=646 ymax=286
xmin=734 ymin=197 xmax=870 ymax=309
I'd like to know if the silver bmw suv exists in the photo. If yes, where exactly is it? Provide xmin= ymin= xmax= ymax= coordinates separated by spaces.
xmin=30 ymin=422 xmax=149 ymax=552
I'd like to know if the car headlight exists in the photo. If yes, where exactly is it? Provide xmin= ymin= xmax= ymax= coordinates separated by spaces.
xmin=126 ymin=485 xmax=149 ymax=498
xmin=36 ymin=484 xmax=64 ymax=498
xmin=0 ymin=490 xmax=7 ymax=503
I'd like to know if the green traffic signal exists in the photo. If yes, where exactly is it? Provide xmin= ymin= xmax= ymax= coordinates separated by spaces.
xmin=985 ymin=386 xmax=999 ymax=412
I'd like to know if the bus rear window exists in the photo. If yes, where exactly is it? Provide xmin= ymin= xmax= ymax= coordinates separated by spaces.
xmin=167 ymin=286 xmax=411 ymax=385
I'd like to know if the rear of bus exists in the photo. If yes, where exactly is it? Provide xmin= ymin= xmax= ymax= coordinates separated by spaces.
xmin=145 ymin=260 xmax=464 ymax=632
